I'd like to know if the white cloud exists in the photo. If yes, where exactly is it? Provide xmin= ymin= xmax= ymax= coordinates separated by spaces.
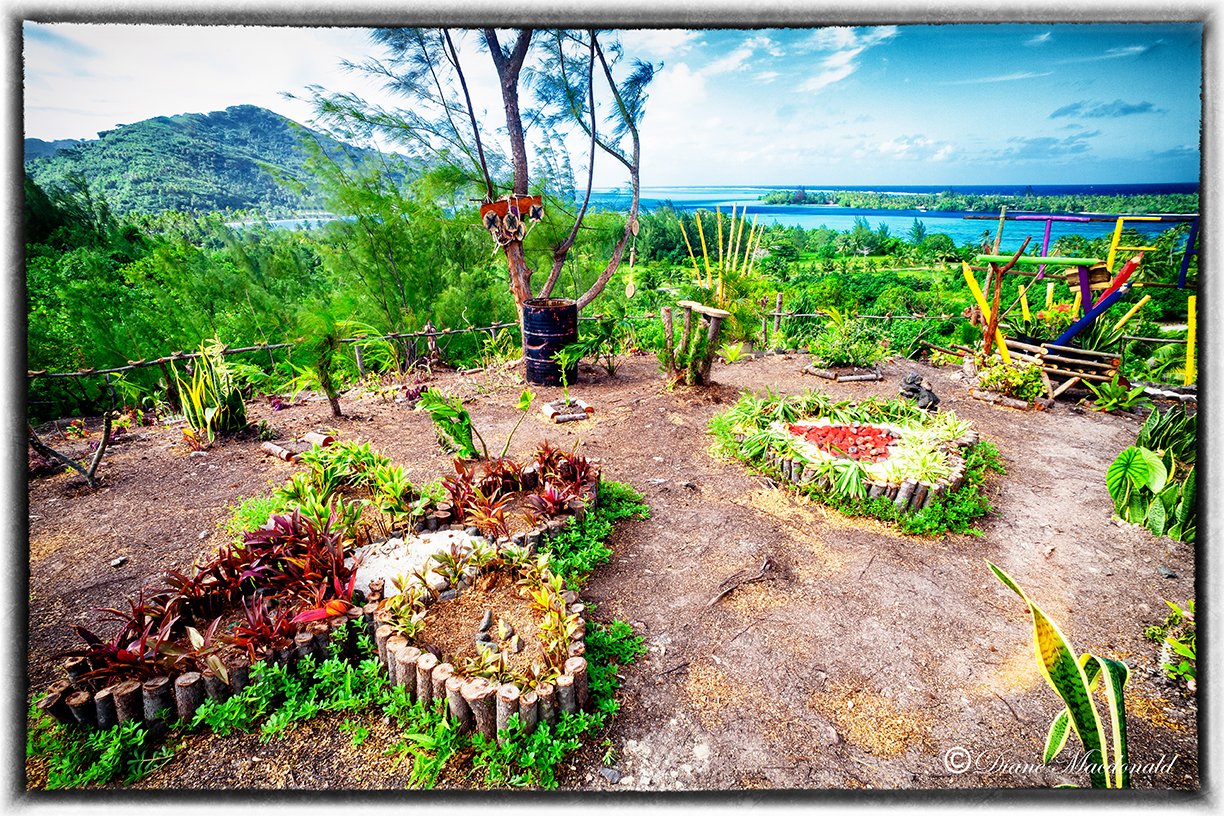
xmin=1026 ymin=31 xmax=1053 ymax=46
xmin=617 ymin=29 xmax=700 ymax=60
xmin=797 ymin=26 xmax=897 ymax=93
xmin=943 ymin=71 xmax=1054 ymax=85
xmin=755 ymin=71 xmax=780 ymax=83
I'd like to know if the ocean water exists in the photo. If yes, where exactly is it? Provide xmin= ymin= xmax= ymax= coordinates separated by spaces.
xmin=588 ymin=184 xmax=1197 ymax=250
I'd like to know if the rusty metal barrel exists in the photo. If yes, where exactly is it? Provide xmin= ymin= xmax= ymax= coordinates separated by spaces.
xmin=522 ymin=298 xmax=578 ymax=386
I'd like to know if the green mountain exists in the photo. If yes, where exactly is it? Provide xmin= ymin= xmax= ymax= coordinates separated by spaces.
xmin=24 ymin=137 xmax=83 ymax=162
xmin=24 ymin=104 xmax=394 ymax=215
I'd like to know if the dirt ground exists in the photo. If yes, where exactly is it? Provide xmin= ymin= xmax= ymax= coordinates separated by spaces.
xmin=24 ymin=352 xmax=1199 ymax=791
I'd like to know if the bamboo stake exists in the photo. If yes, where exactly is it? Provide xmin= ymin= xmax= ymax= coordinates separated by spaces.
xmin=1185 ymin=295 xmax=1197 ymax=385
xmin=661 ymin=307 xmax=676 ymax=376
xmin=1112 ymin=294 xmax=1151 ymax=332
xmin=678 ymin=220 xmax=702 ymax=284
xmin=716 ymin=206 xmax=725 ymax=271
xmin=694 ymin=213 xmax=712 ymax=288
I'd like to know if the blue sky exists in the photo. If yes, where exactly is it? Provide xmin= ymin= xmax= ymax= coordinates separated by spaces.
xmin=23 ymin=22 xmax=1202 ymax=187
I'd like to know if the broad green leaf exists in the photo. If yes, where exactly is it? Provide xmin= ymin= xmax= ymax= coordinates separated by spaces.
xmin=1106 ymin=448 xmax=1147 ymax=502
xmin=1137 ymin=447 xmax=1167 ymax=494
xmin=986 ymin=562 xmax=1109 ymax=788
xmin=1166 ymin=638 xmax=1195 ymax=659
xmin=1044 ymin=709 xmax=1072 ymax=763
xmin=1125 ymin=490 xmax=1147 ymax=525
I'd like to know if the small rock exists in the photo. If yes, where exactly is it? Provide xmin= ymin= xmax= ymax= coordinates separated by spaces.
xmin=466 ymin=527 xmax=480 ymax=537
xmin=475 ymin=631 xmax=493 ymax=644
xmin=693 ymin=743 xmax=710 ymax=761
xmin=189 ymin=450 xmax=208 ymax=458
xmin=438 ymin=589 xmax=458 ymax=601
xmin=599 ymin=767 xmax=621 ymax=784
xmin=478 ymin=610 xmax=493 ymax=632
xmin=1158 ymin=565 xmax=1179 ymax=579
xmin=110 ymin=556 xmax=126 ymax=568
xmin=681 ymin=480 xmax=696 ymax=491
xmin=509 ymin=635 xmax=524 ymax=654
xmin=198 ymin=531 xmax=209 ymax=540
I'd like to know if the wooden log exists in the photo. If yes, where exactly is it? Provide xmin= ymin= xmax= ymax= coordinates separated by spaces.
xmin=302 ymin=431 xmax=334 ymax=447
xmin=699 ymin=315 xmax=725 ymax=383
xmin=395 ymin=646 xmax=421 ymax=700
xmin=1002 ymin=338 xmax=1046 ymax=354
xmin=174 ymin=672 xmax=205 ymax=721
xmin=141 ymin=676 xmax=174 ymax=724
xmin=661 ymin=306 xmax=676 ymax=376
xmin=564 ymin=656 xmax=590 ymax=711
xmin=367 ymin=579 xmax=386 ymax=603
xmin=519 ymin=690 xmax=540 ymax=735
xmin=294 ymin=631 xmax=317 ymax=663
xmin=202 ymin=669 xmax=230 ymax=703
xmin=537 ymin=682 xmax=558 ymax=728
xmin=1039 ymin=352 xmax=1118 ymax=370
xmin=461 ymin=677 xmax=498 ymax=742
xmin=555 ymin=674 xmax=577 ymax=715
xmin=677 ymin=299 xmax=732 ymax=319
xmin=385 ymin=635 xmax=408 ymax=679
xmin=1051 ymin=376 xmax=1082 ymax=398
xmin=678 ymin=305 xmax=694 ymax=362
xmin=64 ymin=656 xmax=90 ymax=685
xmin=773 ymin=292 xmax=784 ymax=334
xmin=260 ymin=441 xmax=297 ymax=462
xmin=445 ymin=675 xmax=473 ymax=733
xmin=495 ymin=683 xmax=521 ymax=744
xmin=37 ymin=690 xmax=74 ymax=725
xmin=893 ymin=480 xmax=917 ymax=512
xmin=66 ymin=690 xmax=96 ymax=727
xmin=375 ymin=624 xmax=394 ymax=668
xmin=94 ymin=686 xmax=118 ymax=729
xmin=568 ymin=639 xmax=586 ymax=658
xmin=836 ymin=372 xmax=882 ymax=382
xmin=112 ymin=679 xmax=143 ymax=724
xmin=229 ymin=657 xmax=251 ymax=693
xmin=1003 ymin=350 xmax=1044 ymax=366
xmin=432 ymin=662 xmax=454 ymax=702
xmin=909 ymin=483 xmax=929 ymax=512
xmin=1042 ymin=342 xmax=1117 ymax=359
xmin=415 ymin=653 xmax=439 ymax=709
xmin=1042 ymin=366 xmax=1117 ymax=383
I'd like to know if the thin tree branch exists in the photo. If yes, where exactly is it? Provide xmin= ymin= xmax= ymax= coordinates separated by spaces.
xmin=444 ymin=29 xmax=495 ymax=200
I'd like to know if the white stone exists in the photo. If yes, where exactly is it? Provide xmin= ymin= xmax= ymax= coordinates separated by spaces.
xmin=350 ymin=529 xmax=485 ymax=597
xmin=693 ymin=743 xmax=710 ymax=761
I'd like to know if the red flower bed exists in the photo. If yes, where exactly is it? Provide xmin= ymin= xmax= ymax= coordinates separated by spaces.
xmin=787 ymin=423 xmax=897 ymax=463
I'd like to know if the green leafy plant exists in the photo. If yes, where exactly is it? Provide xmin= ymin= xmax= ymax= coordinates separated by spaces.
xmin=1106 ymin=445 xmax=1195 ymax=541
xmin=174 ymin=338 xmax=248 ymax=445
xmin=988 ymin=562 xmax=1130 ymax=789
xmin=416 ymin=388 xmax=487 ymax=460
xmin=552 ymin=344 xmax=585 ymax=406
xmin=717 ymin=342 xmax=744 ymax=364
xmin=499 ymin=389 xmax=535 ymax=459
xmin=1145 ymin=599 xmax=1196 ymax=686
xmin=27 ymin=710 xmax=177 ymax=789
xmin=807 ymin=309 xmax=887 ymax=368
xmin=1085 ymin=375 xmax=1152 ymax=413
xmin=977 ymin=358 xmax=1046 ymax=403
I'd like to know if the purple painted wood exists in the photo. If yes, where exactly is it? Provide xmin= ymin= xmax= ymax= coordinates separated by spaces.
xmin=1014 ymin=215 xmax=1092 ymax=278
xmin=1178 ymin=218 xmax=1199 ymax=289
xmin=1077 ymin=265 xmax=1092 ymax=307
xmin=1053 ymin=284 xmax=1132 ymax=346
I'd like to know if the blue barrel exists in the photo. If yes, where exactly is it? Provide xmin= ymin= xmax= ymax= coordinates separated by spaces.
xmin=522 ymin=298 xmax=578 ymax=386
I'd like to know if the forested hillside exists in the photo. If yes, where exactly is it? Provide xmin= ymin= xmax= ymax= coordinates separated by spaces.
xmin=24 ymin=105 xmax=396 ymax=215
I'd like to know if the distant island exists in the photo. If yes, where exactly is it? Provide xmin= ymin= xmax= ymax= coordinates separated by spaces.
xmin=759 ymin=186 xmax=1199 ymax=215
xmin=23 ymin=104 xmax=405 ymax=216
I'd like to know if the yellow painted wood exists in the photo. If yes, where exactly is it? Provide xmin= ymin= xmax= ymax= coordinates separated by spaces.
xmin=1046 ymin=281 xmax=1055 ymax=309
xmin=678 ymin=221 xmax=702 ymax=283
xmin=1185 ymin=295 xmax=1196 ymax=385
xmin=1111 ymin=294 xmax=1151 ymax=332
xmin=1020 ymin=285 xmax=1031 ymax=321
xmin=694 ymin=213 xmax=712 ymax=287
xmin=1072 ymin=291 xmax=1082 ymax=315
xmin=961 ymin=262 xmax=1012 ymax=365
xmin=1106 ymin=215 xmax=1162 ymax=271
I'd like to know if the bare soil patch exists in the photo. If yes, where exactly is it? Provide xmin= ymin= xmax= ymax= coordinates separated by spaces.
xmin=25 ymin=352 xmax=1199 ymax=791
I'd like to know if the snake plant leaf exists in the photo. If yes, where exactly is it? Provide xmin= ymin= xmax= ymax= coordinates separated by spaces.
xmin=1174 ymin=468 xmax=1195 ymax=528
xmin=1125 ymin=490 xmax=1147 ymax=525
xmin=1145 ymin=496 xmax=1168 ymax=536
xmin=1086 ymin=656 xmax=1131 ymax=788
xmin=987 ymin=561 xmax=1110 ymax=788
xmin=1044 ymin=709 xmax=1072 ymax=763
